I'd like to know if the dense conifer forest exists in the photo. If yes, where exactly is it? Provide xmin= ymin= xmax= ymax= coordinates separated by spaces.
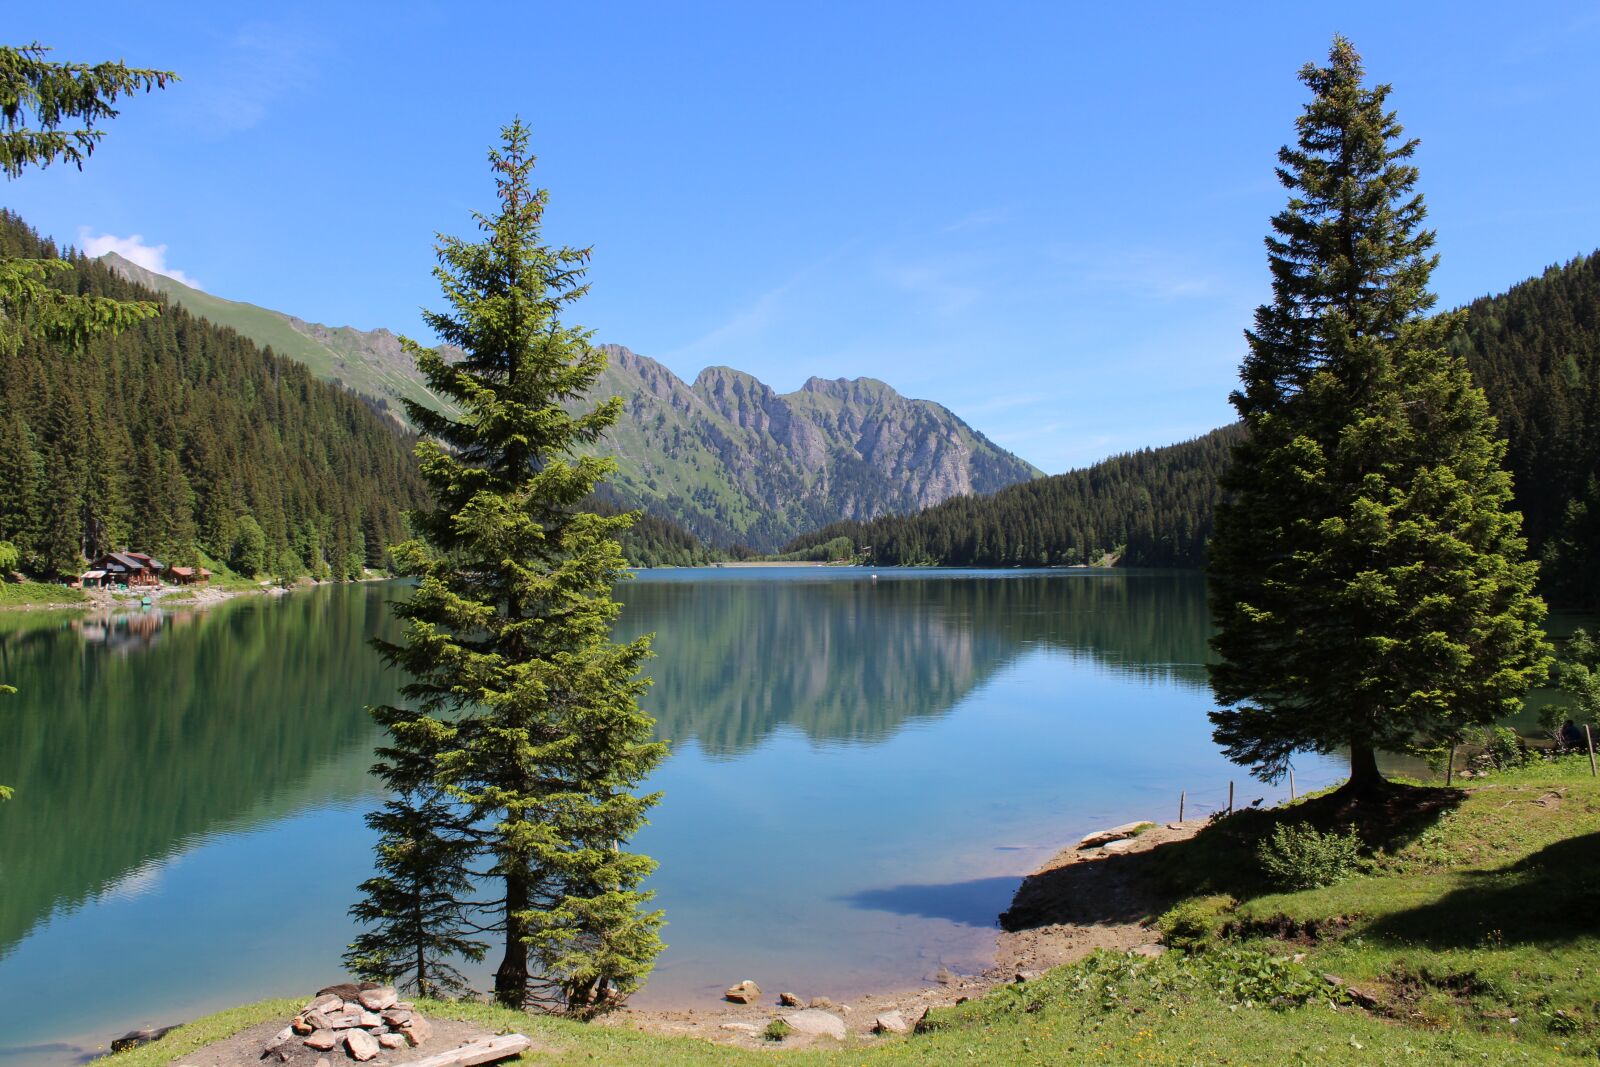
xmin=0 ymin=211 xmax=426 ymax=580
xmin=1456 ymin=252 xmax=1600 ymax=606
xmin=783 ymin=427 xmax=1239 ymax=568
xmin=784 ymin=251 xmax=1600 ymax=605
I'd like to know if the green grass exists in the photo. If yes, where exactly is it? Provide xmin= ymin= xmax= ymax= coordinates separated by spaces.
xmin=101 ymin=759 xmax=1600 ymax=1065
xmin=0 ymin=581 xmax=88 ymax=608
xmin=1152 ymin=756 xmax=1600 ymax=1059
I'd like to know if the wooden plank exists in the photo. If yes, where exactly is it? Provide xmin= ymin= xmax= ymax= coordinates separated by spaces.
xmin=405 ymin=1034 xmax=533 ymax=1067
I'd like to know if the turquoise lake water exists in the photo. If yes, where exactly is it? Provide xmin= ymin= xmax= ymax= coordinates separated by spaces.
xmin=0 ymin=568 xmax=1350 ymax=1063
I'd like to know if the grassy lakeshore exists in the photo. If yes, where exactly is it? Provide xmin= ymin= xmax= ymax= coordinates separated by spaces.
xmin=102 ymin=756 xmax=1599 ymax=1065
xmin=0 ymin=581 xmax=89 ymax=610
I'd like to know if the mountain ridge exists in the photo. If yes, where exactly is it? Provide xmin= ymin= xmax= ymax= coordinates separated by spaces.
xmin=99 ymin=254 xmax=1040 ymax=551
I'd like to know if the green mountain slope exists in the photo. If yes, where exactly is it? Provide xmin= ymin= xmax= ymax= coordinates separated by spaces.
xmin=786 ymin=250 xmax=1600 ymax=604
xmin=98 ymin=251 xmax=454 ymax=423
xmin=99 ymin=255 xmax=1042 ymax=551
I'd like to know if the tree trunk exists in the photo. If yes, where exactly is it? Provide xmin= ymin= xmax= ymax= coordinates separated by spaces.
xmin=414 ymin=891 xmax=427 ymax=999
xmin=494 ymin=870 xmax=529 ymax=1008
xmin=1347 ymin=740 xmax=1384 ymax=791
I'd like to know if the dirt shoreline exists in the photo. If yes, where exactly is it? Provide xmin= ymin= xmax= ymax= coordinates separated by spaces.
xmin=0 ymin=574 xmax=397 ymax=614
xmin=601 ymin=818 xmax=1205 ymax=1048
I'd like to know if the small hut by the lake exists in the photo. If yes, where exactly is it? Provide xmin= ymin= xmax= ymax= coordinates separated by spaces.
xmin=87 ymin=552 xmax=163 ymax=587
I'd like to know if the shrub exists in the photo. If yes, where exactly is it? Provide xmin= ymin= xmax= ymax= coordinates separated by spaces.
xmin=0 ymin=541 xmax=17 ymax=573
xmin=1257 ymin=823 xmax=1362 ymax=890
xmin=1198 ymin=946 xmax=1342 ymax=1008
xmin=1158 ymin=894 xmax=1237 ymax=953
xmin=763 ymin=1019 xmax=791 ymax=1042
xmin=1481 ymin=725 xmax=1530 ymax=770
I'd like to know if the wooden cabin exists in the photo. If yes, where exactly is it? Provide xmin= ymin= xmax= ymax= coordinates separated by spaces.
xmin=168 ymin=566 xmax=211 ymax=586
xmin=88 ymin=552 xmax=162 ymax=587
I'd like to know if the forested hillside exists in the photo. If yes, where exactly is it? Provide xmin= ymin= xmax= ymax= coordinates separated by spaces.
xmin=1455 ymin=251 xmax=1600 ymax=605
xmin=784 ymin=251 xmax=1600 ymax=604
xmin=0 ymin=211 xmax=426 ymax=580
xmin=784 ymin=426 xmax=1239 ymax=567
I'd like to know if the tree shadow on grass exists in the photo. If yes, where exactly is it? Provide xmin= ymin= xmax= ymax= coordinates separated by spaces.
xmin=1143 ymin=782 xmax=1469 ymax=900
xmin=842 ymin=876 xmax=1020 ymax=927
xmin=1364 ymin=831 xmax=1600 ymax=949
xmin=858 ymin=785 xmax=1479 ymax=938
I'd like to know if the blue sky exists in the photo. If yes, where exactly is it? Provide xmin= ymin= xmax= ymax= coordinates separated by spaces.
xmin=7 ymin=2 xmax=1599 ymax=472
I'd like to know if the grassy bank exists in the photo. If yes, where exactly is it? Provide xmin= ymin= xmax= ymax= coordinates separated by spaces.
xmin=0 ymin=581 xmax=88 ymax=609
xmin=104 ymin=758 xmax=1598 ymax=1065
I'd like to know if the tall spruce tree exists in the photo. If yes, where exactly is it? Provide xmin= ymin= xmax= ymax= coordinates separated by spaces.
xmin=1207 ymin=37 xmax=1549 ymax=792
xmin=356 ymin=120 xmax=666 ymax=1015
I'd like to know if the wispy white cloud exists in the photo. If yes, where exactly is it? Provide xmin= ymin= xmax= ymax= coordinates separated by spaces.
xmin=1052 ymin=245 xmax=1229 ymax=302
xmin=878 ymin=260 xmax=983 ymax=316
xmin=79 ymin=229 xmax=203 ymax=289
xmin=659 ymin=248 xmax=851 ymax=363
xmin=192 ymin=21 xmax=326 ymax=135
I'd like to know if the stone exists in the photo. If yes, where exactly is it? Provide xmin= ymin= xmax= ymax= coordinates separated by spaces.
xmin=316 ymin=1060 xmax=331 ymax=1067
xmin=304 ymin=1009 xmax=333 ymax=1031
xmin=1128 ymin=944 xmax=1166 ymax=958
xmin=719 ymin=1022 xmax=761 ymax=1033
xmin=306 ymin=995 xmax=343 ymax=1015
xmin=358 ymin=1010 xmax=383 ymax=1028
xmin=378 ymin=1032 xmax=406 ymax=1049
xmin=399 ymin=1014 xmax=433 ymax=1046
xmin=723 ymin=980 xmax=761 ymax=1004
xmin=912 ymin=1007 xmax=936 ymax=1034
xmin=303 ymin=1031 xmax=338 ymax=1051
xmin=345 ymin=1028 xmax=381 ymax=1061
xmin=1098 ymin=838 xmax=1136 ymax=854
xmin=782 ymin=1009 xmax=846 ymax=1040
xmin=262 ymin=1026 xmax=297 ymax=1062
xmin=809 ymin=995 xmax=835 ymax=1009
xmin=292 ymin=1014 xmax=315 ymax=1035
xmin=315 ymin=983 xmax=365 ymax=1001
xmin=1076 ymin=821 xmax=1153 ymax=849
xmin=382 ymin=1009 xmax=414 ymax=1026
xmin=778 ymin=992 xmax=803 ymax=1007
xmin=873 ymin=1011 xmax=908 ymax=1034
xmin=358 ymin=987 xmax=399 ymax=1011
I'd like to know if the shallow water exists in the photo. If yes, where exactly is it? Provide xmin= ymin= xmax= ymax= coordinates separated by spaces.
xmin=0 ymin=568 xmax=1346 ymax=1062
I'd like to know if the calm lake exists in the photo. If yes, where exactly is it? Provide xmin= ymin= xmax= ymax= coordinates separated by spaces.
xmin=0 ymin=568 xmax=1350 ymax=1063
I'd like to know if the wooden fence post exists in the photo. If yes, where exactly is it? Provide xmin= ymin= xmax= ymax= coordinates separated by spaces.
xmin=1446 ymin=743 xmax=1456 ymax=786
xmin=1587 ymin=725 xmax=1597 ymax=778
xmin=1288 ymin=767 xmax=1296 ymax=801
xmin=1227 ymin=780 xmax=1235 ymax=815
xmin=1179 ymin=790 xmax=1186 ymax=822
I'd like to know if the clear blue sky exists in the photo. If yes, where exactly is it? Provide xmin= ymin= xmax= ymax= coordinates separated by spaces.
xmin=7 ymin=2 xmax=1599 ymax=472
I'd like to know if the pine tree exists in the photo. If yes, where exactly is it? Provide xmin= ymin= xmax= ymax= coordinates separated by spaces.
xmin=1207 ymin=37 xmax=1550 ymax=792
xmin=356 ymin=120 xmax=666 ymax=1016
xmin=344 ymin=787 xmax=485 ymax=998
